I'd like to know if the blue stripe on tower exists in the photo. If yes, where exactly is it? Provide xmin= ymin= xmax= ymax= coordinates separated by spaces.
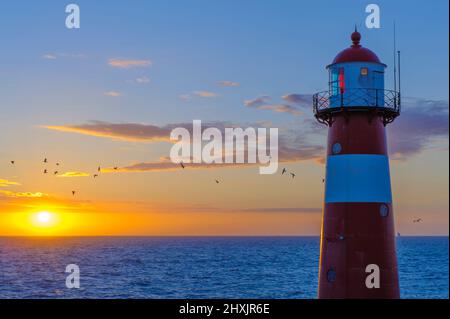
xmin=325 ymin=154 xmax=392 ymax=203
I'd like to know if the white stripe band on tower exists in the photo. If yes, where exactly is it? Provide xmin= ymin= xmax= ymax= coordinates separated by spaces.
xmin=325 ymin=154 xmax=392 ymax=203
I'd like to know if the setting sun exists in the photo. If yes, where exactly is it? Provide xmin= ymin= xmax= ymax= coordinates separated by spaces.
xmin=31 ymin=211 xmax=59 ymax=229
xmin=37 ymin=211 xmax=51 ymax=223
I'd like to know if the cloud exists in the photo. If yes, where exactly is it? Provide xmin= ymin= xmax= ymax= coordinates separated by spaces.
xmin=277 ymin=95 xmax=449 ymax=159
xmin=282 ymin=93 xmax=313 ymax=108
xmin=43 ymin=121 xmax=173 ymax=142
xmin=388 ymin=97 xmax=449 ymax=159
xmin=0 ymin=190 xmax=46 ymax=198
xmin=42 ymin=120 xmax=326 ymax=169
xmin=42 ymin=54 xmax=57 ymax=60
xmin=104 ymin=91 xmax=122 ymax=97
xmin=108 ymin=58 xmax=152 ymax=68
xmin=180 ymin=91 xmax=218 ymax=100
xmin=42 ymin=53 xmax=86 ymax=60
xmin=96 ymin=121 xmax=325 ymax=173
xmin=0 ymin=179 xmax=20 ymax=187
xmin=255 ymin=104 xmax=302 ymax=116
xmin=244 ymin=95 xmax=302 ymax=116
xmin=244 ymin=96 xmax=271 ymax=107
xmin=194 ymin=91 xmax=218 ymax=98
xmin=218 ymin=81 xmax=239 ymax=87
xmin=135 ymin=76 xmax=150 ymax=84
xmin=57 ymin=172 xmax=90 ymax=178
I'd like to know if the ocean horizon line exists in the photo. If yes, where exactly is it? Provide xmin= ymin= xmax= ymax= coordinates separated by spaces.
xmin=0 ymin=235 xmax=448 ymax=238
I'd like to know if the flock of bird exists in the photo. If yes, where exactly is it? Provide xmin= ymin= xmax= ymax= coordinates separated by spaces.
xmin=8 ymin=158 xmax=100 ymax=197
xmin=7 ymin=159 xmax=233 ymax=196
xmin=5 ymin=159 xmax=425 ymax=225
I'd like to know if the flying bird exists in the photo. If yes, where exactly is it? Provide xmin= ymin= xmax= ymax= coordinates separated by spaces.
xmin=10 ymin=161 xmax=15 ymax=165
xmin=93 ymin=174 xmax=98 ymax=178
xmin=114 ymin=167 xmax=118 ymax=170
xmin=56 ymin=163 xmax=60 ymax=166
xmin=180 ymin=162 xmax=185 ymax=169
xmin=43 ymin=169 xmax=47 ymax=174
xmin=98 ymin=166 xmax=101 ymax=172
xmin=281 ymin=168 xmax=287 ymax=175
xmin=43 ymin=158 xmax=47 ymax=163
xmin=215 ymin=179 xmax=220 ymax=184
xmin=72 ymin=191 xmax=76 ymax=196
xmin=54 ymin=171 xmax=58 ymax=175
xmin=290 ymin=173 xmax=296 ymax=178
xmin=413 ymin=218 xmax=423 ymax=223
xmin=322 ymin=178 xmax=325 ymax=183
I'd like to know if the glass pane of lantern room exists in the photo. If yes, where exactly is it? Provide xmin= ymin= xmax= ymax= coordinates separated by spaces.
xmin=330 ymin=68 xmax=339 ymax=96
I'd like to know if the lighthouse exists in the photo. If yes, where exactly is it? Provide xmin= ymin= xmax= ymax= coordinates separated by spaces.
xmin=313 ymin=29 xmax=401 ymax=298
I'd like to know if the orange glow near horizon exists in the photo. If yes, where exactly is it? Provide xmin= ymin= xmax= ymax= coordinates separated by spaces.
xmin=0 ymin=208 xmax=323 ymax=237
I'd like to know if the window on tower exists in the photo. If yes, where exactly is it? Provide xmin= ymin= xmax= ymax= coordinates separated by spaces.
xmin=330 ymin=68 xmax=345 ymax=96
xmin=361 ymin=67 xmax=368 ymax=76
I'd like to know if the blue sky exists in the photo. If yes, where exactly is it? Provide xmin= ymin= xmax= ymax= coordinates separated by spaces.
xmin=0 ymin=0 xmax=448 ymax=126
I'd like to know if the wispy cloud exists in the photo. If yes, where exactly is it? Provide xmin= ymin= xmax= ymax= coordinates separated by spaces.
xmin=245 ymin=96 xmax=301 ymax=116
xmin=255 ymin=104 xmax=302 ymax=116
xmin=108 ymin=58 xmax=152 ymax=68
xmin=218 ymin=81 xmax=239 ymax=87
xmin=135 ymin=76 xmax=150 ymax=84
xmin=42 ymin=119 xmax=325 ymax=172
xmin=57 ymin=172 xmax=90 ymax=178
xmin=282 ymin=93 xmax=313 ymax=108
xmin=244 ymin=96 xmax=271 ymax=107
xmin=104 ymin=91 xmax=122 ymax=97
xmin=42 ymin=54 xmax=57 ymax=60
xmin=194 ymin=91 xmax=218 ymax=98
xmin=388 ymin=97 xmax=449 ymax=159
xmin=42 ymin=53 xmax=86 ymax=60
xmin=180 ymin=91 xmax=219 ymax=101
xmin=102 ymin=159 xmax=253 ymax=173
xmin=0 ymin=190 xmax=46 ymax=198
xmin=0 ymin=179 xmax=20 ymax=187
xmin=43 ymin=121 xmax=173 ymax=142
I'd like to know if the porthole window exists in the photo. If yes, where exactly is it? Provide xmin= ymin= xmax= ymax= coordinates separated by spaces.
xmin=361 ymin=67 xmax=368 ymax=76
xmin=327 ymin=268 xmax=337 ymax=282
xmin=332 ymin=142 xmax=342 ymax=154
xmin=380 ymin=204 xmax=389 ymax=217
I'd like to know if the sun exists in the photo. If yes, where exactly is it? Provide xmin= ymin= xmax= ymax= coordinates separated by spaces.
xmin=32 ymin=211 xmax=58 ymax=228
xmin=37 ymin=211 xmax=51 ymax=223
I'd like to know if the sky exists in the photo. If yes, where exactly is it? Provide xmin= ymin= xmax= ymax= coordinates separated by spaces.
xmin=0 ymin=0 xmax=448 ymax=236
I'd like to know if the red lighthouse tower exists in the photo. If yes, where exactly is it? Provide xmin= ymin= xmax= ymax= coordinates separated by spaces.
xmin=314 ymin=30 xmax=401 ymax=298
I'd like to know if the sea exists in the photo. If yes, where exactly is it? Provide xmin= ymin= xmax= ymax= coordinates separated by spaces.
xmin=0 ymin=236 xmax=448 ymax=299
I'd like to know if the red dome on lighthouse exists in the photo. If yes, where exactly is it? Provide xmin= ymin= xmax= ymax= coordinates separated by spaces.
xmin=331 ymin=30 xmax=382 ymax=64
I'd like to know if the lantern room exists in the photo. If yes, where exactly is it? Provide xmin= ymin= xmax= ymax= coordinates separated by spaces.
xmin=313 ymin=29 xmax=401 ymax=126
